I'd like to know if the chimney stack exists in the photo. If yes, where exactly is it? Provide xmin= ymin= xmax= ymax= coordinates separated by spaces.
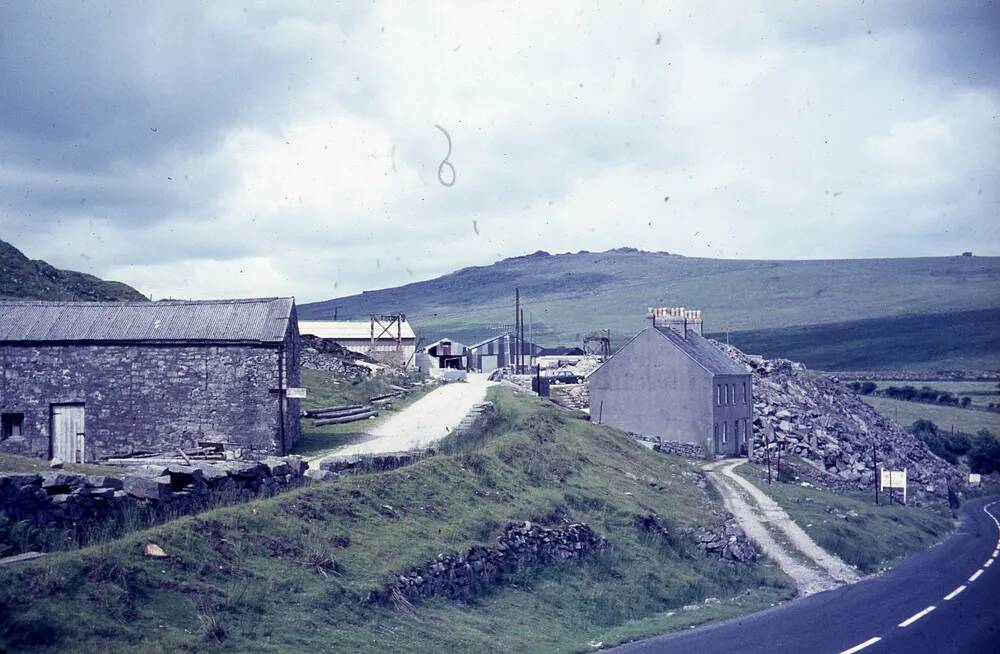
xmin=646 ymin=307 xmax=704 ymax=338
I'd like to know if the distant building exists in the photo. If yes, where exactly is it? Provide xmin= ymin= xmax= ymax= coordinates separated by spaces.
xmin=419 ymin=338 xmax=467 ymax=372
xmin=0 ymin=298 xmax=301 ymax=462
xmin=299 ymin=316 xmax=416 ymax=368
xmin=588 ymin=307 xmax=752 ymax=457
xmin=466 ymin=333 xmax=542 ymax=373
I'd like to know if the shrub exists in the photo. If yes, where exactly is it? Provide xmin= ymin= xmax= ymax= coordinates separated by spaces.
xmin=859 ymin=381 xmax=877 ymax=395
xmin=967 ymin=430 xmax=1000 ymax=475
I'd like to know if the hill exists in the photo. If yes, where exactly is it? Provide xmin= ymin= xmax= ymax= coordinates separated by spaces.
xmin=716 ymin=308 xmax=1000 ymax=371
xmin=300 ymin=249 xmax=1000 ymax=370
xmin=0 ymin=238 xmax=146 ymax=302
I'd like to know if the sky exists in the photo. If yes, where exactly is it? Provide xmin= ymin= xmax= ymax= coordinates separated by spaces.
xmin=1 ymin=1 xmax=998 ymax=303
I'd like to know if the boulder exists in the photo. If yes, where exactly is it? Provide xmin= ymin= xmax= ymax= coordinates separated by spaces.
xmin=123 ymin=475 xmax=171 ymax=501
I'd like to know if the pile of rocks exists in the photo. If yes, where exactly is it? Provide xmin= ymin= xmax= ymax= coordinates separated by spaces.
xmin=299 ymin=335 xmax=388 ymax=378
xmin=684 ymin=512 xmax=758 ymax=563
xmin=0 ymin=456 xmax=308 ymax=529
xmin=714 ymin=342 xmax=964 ymax=502
xmin=366 ymin=521 xmax=606 ymax=604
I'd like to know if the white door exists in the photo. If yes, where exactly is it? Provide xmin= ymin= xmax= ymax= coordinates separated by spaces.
xmin=51 ymin=404 xmax=85 ymax=463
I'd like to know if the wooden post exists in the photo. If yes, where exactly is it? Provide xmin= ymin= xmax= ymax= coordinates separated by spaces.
xmin=873 ymin=443 xmax=879 ymax=505
xmin=764 ymin=426 xmax=772 ymax=485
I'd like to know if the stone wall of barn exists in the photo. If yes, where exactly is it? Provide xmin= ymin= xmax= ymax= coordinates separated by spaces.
xmin=0 ymin=342 xmax=295 ymax=461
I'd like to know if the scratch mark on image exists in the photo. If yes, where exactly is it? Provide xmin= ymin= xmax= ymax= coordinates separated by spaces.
xmin=434 ymin=124 xmax=456 ymax=187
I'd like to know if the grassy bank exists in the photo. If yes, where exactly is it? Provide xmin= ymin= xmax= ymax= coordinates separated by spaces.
xmin=0 ymin=389 xmax=793 ymax=653
xmin=862 ymin=396 xmax=1000 ymax=436
xmin=737 ymin=463 xmax=954 ymax=574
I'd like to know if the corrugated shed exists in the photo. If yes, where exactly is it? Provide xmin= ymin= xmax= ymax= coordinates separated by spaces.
xmin=0 ymin=298 xmax=295 ymax=343
xmin=298 ymin=320 xmax=416 ymax=341
xmin=653 ymin=326 xmax=749 ymax=376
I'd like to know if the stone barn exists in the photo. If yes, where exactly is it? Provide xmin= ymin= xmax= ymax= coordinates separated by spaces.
xmin=588 ymin=308 xmax=752 ymax=457
xmin=0 ymin=297 xmax=301 ymax=462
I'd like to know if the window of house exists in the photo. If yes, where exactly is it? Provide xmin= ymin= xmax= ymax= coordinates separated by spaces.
xmin=731 ymin=384 xmax=736 ymax=404
xmin=722 ymin=422 xmax=728 ymax=443
xmin=743 ymin=382 xmax=747 ymax=403
xmin=717 ymin=385 xmax=722 ymax=405
xmin=724 ymin=384 xmax=730 ymax=405
xmin=1 ymin=413 xmax=24 ymax=440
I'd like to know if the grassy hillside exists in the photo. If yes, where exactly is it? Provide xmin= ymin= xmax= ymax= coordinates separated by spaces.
xmin=0 ymin=237 xmax=146 ymax=301
xmin=717 ymin=309 xmax=1000 ymax=371
xmin=299 ymin=249 xmax=1000 ymax=370
xmin=0 ymin=389 xmax=796 ymax=653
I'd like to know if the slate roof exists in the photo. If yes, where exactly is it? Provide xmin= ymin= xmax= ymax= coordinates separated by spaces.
xmin=652 ymin=326 xmax=750 ymax=375
xmin=0 ymin=298 xmax=295 ymax=344
xmin=298 ymin=320 xmax=416 ymax=341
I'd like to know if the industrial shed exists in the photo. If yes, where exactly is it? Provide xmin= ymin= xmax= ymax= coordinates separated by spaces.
xmin=466 ymin=333 xmax=542 ymax=373
xmin=0 ymin=298 xmax=301 ymax=462
xmin=299 ymin=316 xmax=416 ymax=368
xmin=588 ymin=308 xmax=752 ymax=456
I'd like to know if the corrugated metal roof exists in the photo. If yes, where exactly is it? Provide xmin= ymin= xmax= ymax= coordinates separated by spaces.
xmin=299 ymin=320 xmax=416 ymax=341
xmin=653 ymin=326 xmax=750 ymax=376
xmin=0 ymin=298 xmax=295 ymax=343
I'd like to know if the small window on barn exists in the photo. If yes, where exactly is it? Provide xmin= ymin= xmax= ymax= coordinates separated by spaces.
xmin=1 ymin=413 xmax=24 ymax=440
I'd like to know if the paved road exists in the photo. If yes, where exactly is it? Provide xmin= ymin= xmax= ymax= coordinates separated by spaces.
xmin=323 ymin=373 xmax=493 ymax=457
xmin=610 ymin=496 xmax=1000 ymax=654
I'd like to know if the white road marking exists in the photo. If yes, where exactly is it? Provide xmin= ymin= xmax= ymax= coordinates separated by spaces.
xmin=898 ymin=605 xmax=936 ymax=627
xmin=944 ymin=585 xmax=966 ymax=601
xmin=986 ymin=559 xmax=993 ymax=568
xmin=969 ymin=569 xmax=984 ymax=582
xmin=839 ymin=637 xmax=881 ymax=654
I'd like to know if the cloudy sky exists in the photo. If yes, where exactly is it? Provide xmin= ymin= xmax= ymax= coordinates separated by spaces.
xmin=1 ymin=1 xmax=998 ymax=302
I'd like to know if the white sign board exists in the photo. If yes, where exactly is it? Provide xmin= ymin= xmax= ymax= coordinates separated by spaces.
xmin=285 ymin=387 xmax=308 ymax=399
xmin=880 ymin=468 xmax=908 ymax=504
xmin=969 ymin=473 xmax=982 ymax=486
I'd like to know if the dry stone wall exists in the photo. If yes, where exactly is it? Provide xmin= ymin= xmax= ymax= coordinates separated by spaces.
xmin=0 ymin=456 xmax=308 ymax=530
xmin=366 ymin=521 xmax=606 ymax=604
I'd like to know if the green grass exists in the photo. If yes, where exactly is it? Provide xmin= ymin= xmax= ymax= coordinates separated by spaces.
xmin=0 ymin=452 xmax=126 ymax=477
xmin=0 ymin=389 xmax=794 ymax=653
xmin=738 ymin=463 xmax=954 ymax=574
xmin=299 ymin=249 xmax=1000 ymax=370
xmin=862 ymin=396 xmax=1000 ymax=436
xmin=292 ymin=368 xmax=436 ymax=457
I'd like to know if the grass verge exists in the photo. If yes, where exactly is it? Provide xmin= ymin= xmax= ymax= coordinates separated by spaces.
xmin=737 ymin=463 xmax=954 ymax=574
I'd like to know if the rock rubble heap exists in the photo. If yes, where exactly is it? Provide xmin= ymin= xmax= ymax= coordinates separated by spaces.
xmin=366 ymin=521 xmax=606 ymax=604
xmin=684 ymin=512 xmax=759 ymax=563
xmin=714 ymin=342 xmax=964 ymax=502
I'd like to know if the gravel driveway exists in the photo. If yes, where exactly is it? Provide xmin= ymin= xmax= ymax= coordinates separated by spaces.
xmin=324 ymin=373 xmax=494 ymax=457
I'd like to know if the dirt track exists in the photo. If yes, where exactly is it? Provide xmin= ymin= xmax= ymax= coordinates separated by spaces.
xmin=703 ymin=459 xmax=860 ymax=595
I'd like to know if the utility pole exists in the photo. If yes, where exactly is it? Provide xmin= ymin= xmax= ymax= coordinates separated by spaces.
xmin=520 ymin=307 xmax=525 ymax=374
xmin=514 ymin=288 xmax=520 ymax=372
xmin=873 ymin=443 xmax=879 ymax=505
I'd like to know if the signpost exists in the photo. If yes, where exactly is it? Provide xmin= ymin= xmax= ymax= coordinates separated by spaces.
xmin=969 ymin=473 xmax=982 ymax=487
xmin=880 ymin=468 xmax=907 ymax=505
xmin=285 ymin=387 xmax=308 ymax=399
